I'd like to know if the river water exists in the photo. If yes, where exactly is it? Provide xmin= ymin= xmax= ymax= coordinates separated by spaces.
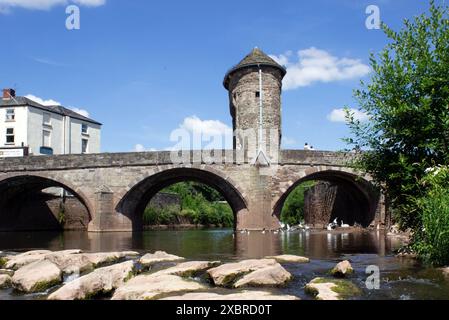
xmin=1 ymin=229 xmax=449 ymax=300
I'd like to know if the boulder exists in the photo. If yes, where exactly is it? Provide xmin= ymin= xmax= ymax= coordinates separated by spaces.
xmin=153 ymin=261 xmax=220 ymax=277
xmin=83 ymin=251 xmax=139 ymax=267
xmin=12 ymin=260 xmax=62 ymax=293
xmin=305 ymin=277 xmax=361 ymax=300
xmin=266 ymin=255 xmax=310 ymax=264
xmin=45 ymin=252 xmax=94 ymax=275
xmin=330 ymin=260 xmax=354 ymax=277
xmin=48 ymin=260 xmax=135 ymax=300
xmin=112 ymin=274 xmax=206 ymax=300
xmin=139 ymin=251 xmax=184 ymax=267
xmin=162 ymin=291 xmax=299 ymax=300
xmin=0 ymin=274 xmax=11 ymax=289
xmin=4 ymin=250 xmax=81 ymax=270
xmin=207 ymin=259 xmax=292 ymax=288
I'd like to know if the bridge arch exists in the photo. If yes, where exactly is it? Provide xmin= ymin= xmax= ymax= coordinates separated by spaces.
xmin=116 ymin=167 xmax=249 ymax=230
xmin=0 ymin=174 xmax=93 ymax=231
xmin=273 ymin=167 xmax=380 ymax=228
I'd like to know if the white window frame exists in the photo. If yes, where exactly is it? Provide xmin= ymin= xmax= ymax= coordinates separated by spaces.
xmin=81 ymin=123 xmax=88 ymax=135
xmin=6 ymin=128 xmax=14 ymax=145
xmin=43 ymin=112 xmax=51 ymax=126
xmin=42 ymin=130 xmax=51 ymax=147
xmin=81 ymin=138 xmax=88 ymax=154
xmin=5 ymin=109 xmax=15 ymax=122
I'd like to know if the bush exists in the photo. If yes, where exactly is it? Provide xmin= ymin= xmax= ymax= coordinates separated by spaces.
xmin=280 ymin=181 xmax=315 ymax=225
xmin=412 ymin=166 xmax=449 ymax=266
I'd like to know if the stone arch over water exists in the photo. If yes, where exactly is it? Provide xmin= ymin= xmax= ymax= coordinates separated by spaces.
xmin=0 ymin=174 xmax=92 ymax=231
xmin=272 ymin=168 xmax=380 ymax=228
xmin=116 ymin=167 xmax=249 ymax=230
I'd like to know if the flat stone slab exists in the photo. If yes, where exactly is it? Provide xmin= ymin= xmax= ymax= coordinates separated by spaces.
xmin=139 ymin=251 xmax=185 ymax=267
xmin=82 ymin=251 xmax=139 ymax=267
xmin=4 ymin=250 xmax=81 ymax=270
xmin=48 ymin=260 xmax=135 ymax=300
xmin=153 ymin=261 xmax=221 ymax=277
xmin=0 ymin=274 xmax=12 ymax=289
xmin=305 ymin=277 xmax=361 ymax=300
xmin=266 ymin=255 xmax=310 ymax=264
xmin=12 ymin=260 xmax=62 ymax=293
xmin=161 ymin=291 xmax=299 ymax=300
xmin=112 ymin=274 xmax=206 ymax=300
xmin=330 ymin=260 xmax=354 ymax=278
xmin=207 ymin=259 xmax=292 ymax=288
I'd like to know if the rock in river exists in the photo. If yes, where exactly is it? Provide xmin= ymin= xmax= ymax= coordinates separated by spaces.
xmin=153 ymin=261 xmax=221 ymax=277
xmin=161 ymin=290 xmax=299 ymax=300
xmin=112 ymin=274 xmax=206 ymax=300
xmin=139 ymin=251 xmax=185 ymax=267
xmin=0 ymin=274 xmax=12 ymax=289
xmin=266 ymin=255 xmax=310 ymax=264
xmin=82 ymin=251 xmax=139 ymax=267
xmin=330 ymin=260 xmax=354 ymax=278
xmin=207 ymin=259 xmax=292 ymax=288
xmin=12 ymin=260 xmax=62 ymax=293
xmin=48 ymin=260 xmax=135 ymax=300
xmin=305 ymin=277 xmax=361 ymax=300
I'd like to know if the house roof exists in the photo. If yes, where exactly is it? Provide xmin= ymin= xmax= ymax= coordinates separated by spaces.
xmin=223 ymin=47 xmax=287 ymax=89
xmin=0 ymin=96 xmax=102 ymax=125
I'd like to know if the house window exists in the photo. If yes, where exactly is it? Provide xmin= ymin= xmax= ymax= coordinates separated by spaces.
xmin=6 ymin=128 xmax=14 ymax=144
xmin=82 ymin=138 xmax=88 ymax=154
xmin=81 ymin=124 xmax=88 ymax=134
xmin=43 ymin=130 xmax=51 ymax=147
xmin=43 ymin=112 xmax=51 ymax=126
xmin=6 ymin=109 xmax=15 ymax=121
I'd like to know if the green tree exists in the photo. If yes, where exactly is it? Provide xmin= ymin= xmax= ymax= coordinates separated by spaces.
xmin=280 ymin=181 xmax=315 ymax=225
xmin=345 ymin=0 xmax=449 ymax=229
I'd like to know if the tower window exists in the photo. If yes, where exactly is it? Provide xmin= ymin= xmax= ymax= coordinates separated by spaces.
xmin=255 ymin=91 xmax=260 ymax=98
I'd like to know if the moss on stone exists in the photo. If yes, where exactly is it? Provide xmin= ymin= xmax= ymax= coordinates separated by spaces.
xmin=30 ymin=277 xmax=62 ymax=293
xmin=309 ymin=277 xmax=361 ymax=299
xmin=0 ymin=257 xmax=7 ymax=268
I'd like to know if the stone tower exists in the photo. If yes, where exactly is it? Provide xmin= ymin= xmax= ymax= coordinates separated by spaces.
xmin=224 ymin=48 xmax=286 ymax=164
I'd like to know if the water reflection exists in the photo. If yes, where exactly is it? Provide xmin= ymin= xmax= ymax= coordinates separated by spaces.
xmin=0 ymin=229 xmax=402 ymax=261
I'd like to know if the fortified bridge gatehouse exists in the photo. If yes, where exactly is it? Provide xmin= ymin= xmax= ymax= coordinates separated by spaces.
xmin=0 ymin=48 xmax=388 ymax=232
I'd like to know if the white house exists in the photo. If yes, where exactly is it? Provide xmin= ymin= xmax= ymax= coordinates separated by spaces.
xmin=0 ymin=88 xmax=101 ymax=157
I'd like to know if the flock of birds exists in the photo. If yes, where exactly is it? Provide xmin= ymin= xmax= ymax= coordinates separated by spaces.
xmin=235 ymin=219 xmax=351 ymax=236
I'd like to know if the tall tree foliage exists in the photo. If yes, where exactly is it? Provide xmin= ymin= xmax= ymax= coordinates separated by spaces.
xmin=346 ymin=1 xmax=449 ymax=229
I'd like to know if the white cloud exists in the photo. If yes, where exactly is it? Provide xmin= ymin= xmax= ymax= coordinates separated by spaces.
xmin=270 ymin=47 xmax=370 ymax=90
xmin=69 ymin=107 xmax=89 ymax=118
xmin=282 ymin=136 xmax=296 ymax=146
xmin=169 ymin=115 xmax=233 ymax=150
xmin=134 ymin=144 xmax=145 ymax=152
xmin=327 ymin=108 xmax=369 ymax=123
xmin=25 ymin=94 xmax=60 ymax=106
xmin=26 ymin=94 xmax=90 ymax=118
xmin=0 ymin=0 xmax=105 ymax=13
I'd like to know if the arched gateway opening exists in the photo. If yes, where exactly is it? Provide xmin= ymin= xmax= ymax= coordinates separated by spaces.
xmin=0 ymin=175 xmax=91 ymax=231
xmin=273 ymin=170 xmax=380 ymax=228
xmin=116 ymin=168 xmax=248 ymax=231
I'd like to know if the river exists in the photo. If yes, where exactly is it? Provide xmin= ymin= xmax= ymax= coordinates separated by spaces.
xmin=1 ymin=229 xmax=449 ymax=300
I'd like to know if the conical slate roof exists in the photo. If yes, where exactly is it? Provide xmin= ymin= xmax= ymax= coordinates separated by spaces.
xmin=224 ymin=47 xmax=286 ymax=89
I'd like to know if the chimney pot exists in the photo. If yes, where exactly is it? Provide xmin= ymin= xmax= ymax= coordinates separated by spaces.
xmin=3 ymin=88 xmax=16 ymax=100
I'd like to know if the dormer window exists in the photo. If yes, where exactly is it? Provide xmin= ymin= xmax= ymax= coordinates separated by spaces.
xmin=5 ymin=109 xmax=15 ymax=121
xmin=82 ymin=124 xmax=88 ymax=134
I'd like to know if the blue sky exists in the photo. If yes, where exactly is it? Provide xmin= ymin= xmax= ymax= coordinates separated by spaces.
xmin=0 ymin=0 xmax=435 ymax=152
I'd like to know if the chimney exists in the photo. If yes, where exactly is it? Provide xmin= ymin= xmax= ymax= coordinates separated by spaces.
xmin=3 ymin=88 xmax=16 ymax=100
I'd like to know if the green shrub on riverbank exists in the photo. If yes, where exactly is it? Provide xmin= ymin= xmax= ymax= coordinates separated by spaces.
xmin=280 ymin=181 xmax=315 ymax=225
xmin=143 ymin=182 xmax=234 ymax=227
xmin=412 ymin=167 xmax=449 ymax=266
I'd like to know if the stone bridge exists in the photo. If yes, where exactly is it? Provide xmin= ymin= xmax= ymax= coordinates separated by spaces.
xmin=0 ymin=150 xmax=386 ymax=232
